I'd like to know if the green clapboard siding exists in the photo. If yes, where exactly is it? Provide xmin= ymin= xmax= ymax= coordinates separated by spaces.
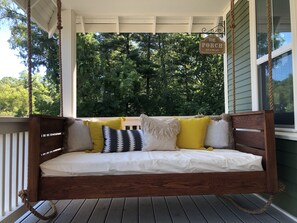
xmin=272 ymin=139 xmax=297 ymax=217
xmin=227 ymin=0 xmax=251 ymax=113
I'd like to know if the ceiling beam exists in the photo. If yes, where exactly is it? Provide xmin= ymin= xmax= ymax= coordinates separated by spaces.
xmin=51 ymin=0 xmax=57 ymax=7
xmin=31 ymin=0 xmax=42 ymax=9
xmin=116 ymin=16 xmax=120 ymax=34
xmin=152 ymin=16 xmax=156 ymax=35
xmin=48 ymin=6 xmax=58 ymax=38
xmin=80 ymin=16 xmax=86 ymax=34
xmin=188 ymin=16 xmax=193 ymax=34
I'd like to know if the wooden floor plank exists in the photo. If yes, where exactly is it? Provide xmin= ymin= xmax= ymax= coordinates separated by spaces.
xmin=54 ymin=199 xmax=84 ymax=223
xmin=122 ymin=197 xmax=138 ymax=223
xmin=39 ymin=200 xmax=71 ymax=223
xmin=71 ymin=199 xmax=97 ymax=223
xmin=16 ymin=201 xmax=45 ymax=223
xmin=243 ymin=194 xmax=297 ymax=223
xmin=88 ymin=198 xmax=111 ymax=223
xmin=191 ymin=195 xmax=224 ymax=223
xmin=105 ymin=198 xmax=125 ymax=223
xmin=165 ymin=196 xmax=189 ymax=223
xmin=20 ymin=200 xmax=58 ymax=223
xmin=177 ymin=196 xmax=207 ymax=223
xmin=16 ymin=195 xmax=297 ymax=223
xmin=152 ymin=197 xmax=172 ymax=223
xmin=204 ymin=195 xmax=243 ymax=223
xmin=139 ymin=197 xmax=155 ymax=223
xmin=218 ymin=195 xmax=262 ymax=223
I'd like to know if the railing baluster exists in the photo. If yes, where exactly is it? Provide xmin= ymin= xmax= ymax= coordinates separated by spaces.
xmin=0 ymin=134 xmax=5 ymax=217
xmin=15 ymin=133 xmax=20 ymax=207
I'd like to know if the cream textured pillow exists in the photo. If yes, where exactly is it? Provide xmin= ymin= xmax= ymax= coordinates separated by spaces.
xmin=205 ymin=119 xmax=229 ymax=148
xmin=65 ymin=119 xmax=93 ymax=152
xmin=196 ymin=113 xmax=234 ymax=149
xmin=140 ymin=114 xmax=180 ymax=151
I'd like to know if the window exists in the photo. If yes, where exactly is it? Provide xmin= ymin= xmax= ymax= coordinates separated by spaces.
xmin=256 ymin=0 xmax=294 ymax=127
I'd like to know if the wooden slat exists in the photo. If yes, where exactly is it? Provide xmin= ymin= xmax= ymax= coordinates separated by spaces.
xmin=40 ymin=135 xmax=64 ymax=153
xmin=236 ymin=144 xmax=266 ymax=169
xmin=236 ymin=145 xmax=265 ymax=157
xmin=231 ymin=111 xmax=265 ymax=130
xmin=40 ymin=118 xmax=65 ymax=134
xmin=234 ymin=130 xmax=265 ymax=149
xmin=38 ymin=172 xmax=267 ymax=200
xmin=40 ymin=149 xmax=63 ymax=163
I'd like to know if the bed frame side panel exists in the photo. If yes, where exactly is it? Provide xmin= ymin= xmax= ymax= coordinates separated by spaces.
xmin=28 ymin=115 xmax=66 ymax=202
xmin=231 ymin=110 xmax=278 ymax=193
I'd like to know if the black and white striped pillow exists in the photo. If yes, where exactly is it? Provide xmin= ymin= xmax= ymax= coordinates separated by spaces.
xmin=102 ymin=126 xmax=144 ymax=153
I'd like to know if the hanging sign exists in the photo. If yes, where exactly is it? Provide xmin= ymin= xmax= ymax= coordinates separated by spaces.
xmin=199 ymin=35 xmax=225 ymax=54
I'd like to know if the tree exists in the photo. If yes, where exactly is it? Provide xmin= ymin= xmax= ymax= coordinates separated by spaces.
xmin=1 ymin=1 xmax=224 ymax=117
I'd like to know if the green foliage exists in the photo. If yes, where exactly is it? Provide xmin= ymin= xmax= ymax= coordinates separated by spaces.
xmin=1 ymin=1 xmax=224 ymax=117
xmin=0 ymin=73 xmax=59 ymax=117
xmin=76 ymin=33 xmax=224 ymax=117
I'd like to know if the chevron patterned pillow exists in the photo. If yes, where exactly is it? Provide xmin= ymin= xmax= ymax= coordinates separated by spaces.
xmin=102 ymin=125 xmax=144 ymax=153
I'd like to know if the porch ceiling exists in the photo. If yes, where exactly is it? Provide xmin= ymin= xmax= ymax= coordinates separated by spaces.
xmin=13 ymin=0 xmax=229 ymax=35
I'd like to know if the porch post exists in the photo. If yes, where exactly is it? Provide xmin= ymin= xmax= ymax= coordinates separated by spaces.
xmin=61 ymin=10 xmax=77 ymax=117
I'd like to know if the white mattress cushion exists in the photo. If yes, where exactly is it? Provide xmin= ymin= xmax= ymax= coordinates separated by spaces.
xmin=40 ymin=149 xmax=263 ymax=177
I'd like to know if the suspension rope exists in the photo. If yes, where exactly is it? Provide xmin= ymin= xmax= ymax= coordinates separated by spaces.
xmin=220 ymin=182 xmax=285 ymax=215
xmin=20 ymin=0 xmax=59 ymax=220
xmin=57 ymin=0 xmax=64 ymax=116
xmin=230 ymin=0 xmax=236 ymax=113
xmin=19 ymin=190 xmax=57 ymax=220
xmin=266 ymin=0 xmax=274 ymax=110
xmin=27 ymin=0 xmax=33 ymax=115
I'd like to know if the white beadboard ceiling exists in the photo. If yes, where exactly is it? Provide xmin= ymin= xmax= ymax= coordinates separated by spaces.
xmin=13 ymin=0 xmax=230 ymax=35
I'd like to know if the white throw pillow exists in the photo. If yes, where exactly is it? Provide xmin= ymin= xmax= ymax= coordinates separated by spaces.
xmin=140 ymin=114 xmax=180 ymax=151
xmin=66 ymin=120 xmax=93 ymax=152
xmin=205 ymin=119 xmax=229 ymax=148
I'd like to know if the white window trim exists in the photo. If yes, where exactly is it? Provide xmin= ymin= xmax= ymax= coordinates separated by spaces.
xmin=250 ymin=0 xmax=297 ymax=140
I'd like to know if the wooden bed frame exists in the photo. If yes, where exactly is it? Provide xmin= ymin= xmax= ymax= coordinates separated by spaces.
xmin=27 ymin=110 xmax=278 ymax=202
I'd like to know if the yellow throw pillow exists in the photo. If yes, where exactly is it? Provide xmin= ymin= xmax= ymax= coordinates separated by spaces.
xmin=85 ymin=118 xmax=123 ymax=152
xmin=176 ymin=117 xmax=210 ymax=150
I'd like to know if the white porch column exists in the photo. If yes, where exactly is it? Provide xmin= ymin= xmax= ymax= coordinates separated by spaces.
xmin=61 ymin=10 xmax=77 ymax=117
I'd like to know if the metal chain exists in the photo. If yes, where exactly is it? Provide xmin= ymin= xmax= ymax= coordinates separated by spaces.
xmin=27 ymin=0 xmax=33 ymax=115
xmin=57 ymin=0 xmax=64 ymax=117
xmin=266 ymin=0 xmax=274 ymax=110
xmin=230 ymin=0 xmax=236 ymax=113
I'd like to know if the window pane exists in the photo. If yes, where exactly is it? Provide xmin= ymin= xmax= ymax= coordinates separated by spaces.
xmin=256 ymin=0 xmax=292 ymax=58
xmin=259 ymin=51 xmax=294 ymax=127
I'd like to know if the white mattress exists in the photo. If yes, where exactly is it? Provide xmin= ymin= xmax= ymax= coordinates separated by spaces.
xmin=40 ymin=149 xmax=263 ymax=177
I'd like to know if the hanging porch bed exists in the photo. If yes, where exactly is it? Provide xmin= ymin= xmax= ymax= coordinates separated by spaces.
xmin=27 ymin=110 xmax=278 ymax=202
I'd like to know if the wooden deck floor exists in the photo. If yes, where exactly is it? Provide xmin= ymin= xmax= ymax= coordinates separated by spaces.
xmin=16 ymin=194 xmax=296 ymax=223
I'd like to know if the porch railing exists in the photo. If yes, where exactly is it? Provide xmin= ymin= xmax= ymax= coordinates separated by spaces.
xmin=0 ymin=117 xmax=29 ymax=222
